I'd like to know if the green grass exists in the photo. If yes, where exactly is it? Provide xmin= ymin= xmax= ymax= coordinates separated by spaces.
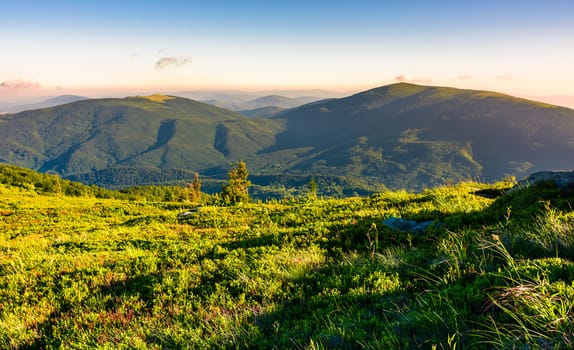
xmin=1 ymin=177 xmax=574 ymax=348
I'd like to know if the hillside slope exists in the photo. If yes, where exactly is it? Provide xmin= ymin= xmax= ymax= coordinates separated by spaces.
xmin=263 ymin=83 xmax=574 ymax=189
xmin=0 ymin=95 xmax=284 ymax=177
xmin=1 ymin=84 xmax=574 ymax=191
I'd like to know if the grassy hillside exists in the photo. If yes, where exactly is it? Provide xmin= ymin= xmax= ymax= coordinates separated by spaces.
xmin=0 ymin=163 xmax=120 ymax=198
xmin=1 ymin=169 xmax=573 ymax=348
xmin=0 ymin=95 xmax=284 ymax=177
xmin=266 ymin=83 xmax=574 ymax=189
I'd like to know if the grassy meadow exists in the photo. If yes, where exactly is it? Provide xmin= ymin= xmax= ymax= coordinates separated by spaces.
xmin=1 ymin=174 xmax=574 ymax=348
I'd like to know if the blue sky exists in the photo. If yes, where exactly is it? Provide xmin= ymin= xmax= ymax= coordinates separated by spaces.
xmin=1 ymin=0 xmax=573 ymax=102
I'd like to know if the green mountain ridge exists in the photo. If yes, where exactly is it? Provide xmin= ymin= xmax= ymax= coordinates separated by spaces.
xmin=265 ymin=83 xmax=574 ymax=189
xmin=0 ymin=95 xmax=284 ymax=178
xmin=1 ymin=83 xmax=574 ymax=192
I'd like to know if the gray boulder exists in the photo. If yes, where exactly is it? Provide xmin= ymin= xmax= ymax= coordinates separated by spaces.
xmin=178 ymin=207 xmax=201 ymax=219
xmin=382 ymin=217 xmax=437 ymax=233
xmin=516 ymin=170 xmax=574 ymax=191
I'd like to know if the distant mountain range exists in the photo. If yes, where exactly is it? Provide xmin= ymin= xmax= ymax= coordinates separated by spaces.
xmin=0 ymin=89 xmax=343 ymax=115
xmin=1 ymin=83 xmax=574 ymax=193
xmin=202 ymin=94 xmax=326 ymax=115
xmin=238 ymin=106 xmax=286 ymax=119
xmin=0 ymin=95 xmax=88 ymax=114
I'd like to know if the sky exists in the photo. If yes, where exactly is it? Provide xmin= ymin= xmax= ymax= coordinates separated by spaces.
xmin=1 ymin=0 xmax=573 ymax=104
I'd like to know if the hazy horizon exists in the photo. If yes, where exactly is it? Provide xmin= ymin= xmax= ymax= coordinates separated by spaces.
xmin=1 ymin=1 xmax=573 ymax=106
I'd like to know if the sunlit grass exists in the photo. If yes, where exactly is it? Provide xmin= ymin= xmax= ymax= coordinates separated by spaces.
xmin=134 ymin=94 xmax=176 ymax=104
xmin=0 ymin=180 xmax=573 ymax=348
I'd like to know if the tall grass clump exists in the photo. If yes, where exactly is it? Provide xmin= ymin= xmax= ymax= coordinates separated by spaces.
xmin=476 ymin=258 xmax=574 ymax=348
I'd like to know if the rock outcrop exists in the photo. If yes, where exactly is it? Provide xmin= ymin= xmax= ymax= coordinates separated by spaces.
xmin=382 ymin=217 xmax=438 ymax=233
xmin=516 ymin=170 xmax=574 ymax=191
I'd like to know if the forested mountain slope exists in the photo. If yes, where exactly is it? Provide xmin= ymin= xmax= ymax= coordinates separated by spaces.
xmin=1 ymin=84 xmax=574 ymax=192
xmin=264 ymin=83 xmax=574 ymax=189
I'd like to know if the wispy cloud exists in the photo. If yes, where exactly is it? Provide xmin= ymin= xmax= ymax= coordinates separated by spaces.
xmin=155 ymin=56 xmax=192 ymax=70
xmin=0 ymin=79 xmax=40 ymax=89
xmin=394 ymin=74 xmax=433 ymax=84
xmin=456 ymin=74 xmax=473 ymax=81
xmin=496 ymin=72 xmax=513 ymax=80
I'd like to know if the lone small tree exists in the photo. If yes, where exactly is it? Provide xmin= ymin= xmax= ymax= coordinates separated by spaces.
xmin=221 ymin=161 xmax=251 ymax=204
xmin=308 ymin=176 xmax=317 ymax=199
xmin=186 ymin=172 xmax=202 ymax=202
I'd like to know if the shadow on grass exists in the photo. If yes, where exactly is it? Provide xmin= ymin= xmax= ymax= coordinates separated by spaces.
xmin=19 ymin=270 xmax=164 ymax=349
xmin=18 ymin=182 xmax=574 ymax=349
xmin=243 ymin=182 xmax=574 ymax=348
